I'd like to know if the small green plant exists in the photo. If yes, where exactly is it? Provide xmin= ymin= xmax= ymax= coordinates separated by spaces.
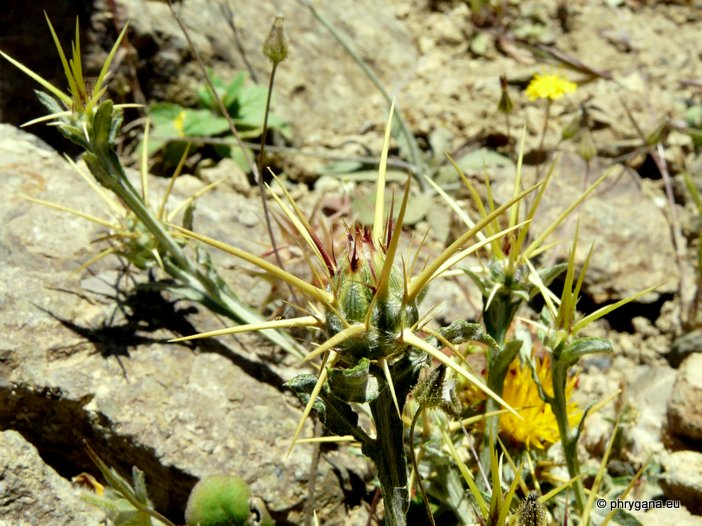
xmin=82 ymin=442 xmax=175 ymax=526
xmin=147 ymin=70 xmax=291 ymax=171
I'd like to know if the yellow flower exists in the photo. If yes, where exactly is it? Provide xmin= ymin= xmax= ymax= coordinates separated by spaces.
xmin=499 ymin=356 xmax=581 ymax=450
xmin=525 ymin=73 xmax=577 ymax=101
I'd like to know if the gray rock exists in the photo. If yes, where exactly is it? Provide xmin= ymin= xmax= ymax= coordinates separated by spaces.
xmin=660 ymin=450 xmax=702 ymax=515
xmin=0 ymin=430 xmax=105 ymax=526
xmin=632 ymin=505 xmax=702 ymax=526
xmin=668 ymin=329 xmax=702 ymax=368
xmin=626 ymin=365 xmax=677 ymax=462
xmin=0 ymin=124 xmax=366 ymax=524
xmin=667 ymin=353 xmax=702 ymax=442
xmin=109 ymin=0 xmax=418 ymax=144
xmin=523 ymin=153 xmax=677 ymax=303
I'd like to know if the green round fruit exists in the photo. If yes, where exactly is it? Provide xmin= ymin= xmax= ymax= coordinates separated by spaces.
xmin=185 ymin=475 xmax=251 ymax=526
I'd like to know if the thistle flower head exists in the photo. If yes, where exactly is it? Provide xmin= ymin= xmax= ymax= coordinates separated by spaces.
xmin=326 ymin=224 xmax=418 ymax=363
xmin=500 ymin=355 xmax=581 ymax=450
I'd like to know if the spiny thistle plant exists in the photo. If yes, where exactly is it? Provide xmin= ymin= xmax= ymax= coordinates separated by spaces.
xmin=432 ymin=139 xmax=656 ymax=515
xmin=0 ymin=15 xmax=306 ymax=359
xmin=169 ymin=102 xmax=541 ymax=525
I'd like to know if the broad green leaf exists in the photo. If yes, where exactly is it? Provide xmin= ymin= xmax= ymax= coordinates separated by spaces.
xmin=148 ymin=102 xmax=184 ymax=127
xmin=197 ymin=71 xmax=228 ymax=110
xmin=223 ymin=71 xmax=246 ymax=110
xmin=180 ymin=108 xmax=229 ymax=136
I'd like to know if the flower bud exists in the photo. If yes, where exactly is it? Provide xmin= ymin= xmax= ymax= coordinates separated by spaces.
xmin=263 ymin=16 xmax=288 ymax=66
xmin=497 ymin=75 xmax=514 ymax=115
xmin=577 ymin=128 xmax=596 ymax=162
xmin=561 ymin=112 xmax=581 ymax=141
xmin=325 ymin=226 xmax=419 ymax=362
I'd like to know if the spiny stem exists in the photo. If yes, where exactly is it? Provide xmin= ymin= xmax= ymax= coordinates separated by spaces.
xmin=366 ymin=384 xmax=409 ymax=526
xmin=409 ymin=407 xmax=436 ymax=526
xmin=551 ymin=359 xmax=586 ymax=512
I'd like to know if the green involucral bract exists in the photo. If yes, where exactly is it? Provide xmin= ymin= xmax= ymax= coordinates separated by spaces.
xmin=325 ymin=226 xmax=419 ymax=363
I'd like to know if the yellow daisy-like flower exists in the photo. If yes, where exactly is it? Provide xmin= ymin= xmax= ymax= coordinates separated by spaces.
xmin=525 ymin=73 xmax=577 ymax=101
xmin=500 ymin=356 xmax=581 ymax=450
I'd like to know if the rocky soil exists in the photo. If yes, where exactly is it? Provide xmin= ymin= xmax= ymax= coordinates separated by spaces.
xmin=1 ymin=0 xmax=702 ymax=524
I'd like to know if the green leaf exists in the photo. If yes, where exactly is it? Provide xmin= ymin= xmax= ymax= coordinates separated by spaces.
xmin=236 ymin=85 xmax=267 ymax=125
xmin=490 ymin=339 xmax=523 ymax=385
xmin=560 ymin=337 xmax=613 ymax=367
xmin=222 ymin=71 xmax=246 ymax=110
xmin=149 ymin=102 xmax=184 ymax=128
xmin=180 ymin=108 xmax=229 ymax=136
xmin=197 ymin=71 xmax=228 ymax=110
xmin=91 ymin=100 xmax=117 ymax=153
xmin=327 ymin=358 xmax=380 ymax=403
xmin=286 ymin=374 xmax=365 ymax=441
xmin=34 ymin=89 xmax=65 ymax=115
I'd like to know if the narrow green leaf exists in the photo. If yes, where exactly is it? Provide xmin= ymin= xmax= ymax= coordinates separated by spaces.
xmin=44 ymin=12 xmax=81 ymax=106
xmin=94 ymin=22 xmax=128 ymax=99
xmin=0 ymin=50 xmax=72 ymax=106
xmin=440 ymin=426 xmax=489 ymax=516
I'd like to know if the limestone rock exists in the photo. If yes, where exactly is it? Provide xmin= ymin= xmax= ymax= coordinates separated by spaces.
xmin=660 ymin=450 xmax=702 ymax=515
xmin=667 ymin=353 xmax=702 ymax=442
xmin=668 ymin=329 xmax=702 ymax=368
xmin=632 ymin=505 xmax=702 ymax=526
xmin=0 ymin=430 xmax=105 ymax=526
xmin=109 ymin=0 xmax=418 ymax=144
xmin=523 ymin=153 xmax=677 ymax=303
xmin=0 ymin=124 xmax=365 ymax=524
xmin=626 ymin=365 xmax=677 ymax=462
